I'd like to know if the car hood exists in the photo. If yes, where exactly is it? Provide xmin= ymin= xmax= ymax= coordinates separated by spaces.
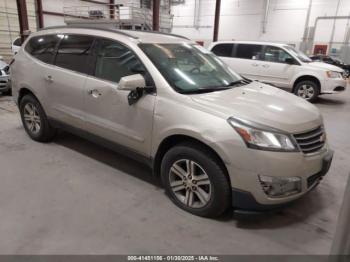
xmin=190 ymin=82 xmax=322 ymax=134
xmin=306 ymin=61 xmax=344 ymax=72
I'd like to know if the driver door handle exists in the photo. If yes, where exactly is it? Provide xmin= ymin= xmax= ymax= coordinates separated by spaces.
xmin=251 ymin=63 xmax=259 ymax=67
xmin=262 ymin=64 xmax=270 ymax=68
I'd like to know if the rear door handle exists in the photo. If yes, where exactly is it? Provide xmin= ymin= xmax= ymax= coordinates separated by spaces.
xmin=88 ymin=89 xmax=102 ymax=98
xmin=45 ymin=75 xmax=53 ymax=82
xmin=262 ymin=64 xmax=270 ymax=68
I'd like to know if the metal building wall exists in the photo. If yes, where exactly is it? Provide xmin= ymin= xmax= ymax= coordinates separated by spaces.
xmin=0 ymin=0 xmax=37 ymax=63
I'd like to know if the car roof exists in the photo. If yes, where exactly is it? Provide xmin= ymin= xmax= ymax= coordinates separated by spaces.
xmin=210 ymin=40 xmax=288 ymax=47
xmin=35 ymin=25 xmax=192 ymax=44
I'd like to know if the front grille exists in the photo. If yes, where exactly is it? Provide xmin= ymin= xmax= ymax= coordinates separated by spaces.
xmin=293 ymin=126 xmax=325 ymax=154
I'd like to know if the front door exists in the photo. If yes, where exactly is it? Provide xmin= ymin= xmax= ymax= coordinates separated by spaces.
xmin=257 ymin=45 xmax=297 ymax=90
xmin=83 ymin=38 xmax=156 ymax=157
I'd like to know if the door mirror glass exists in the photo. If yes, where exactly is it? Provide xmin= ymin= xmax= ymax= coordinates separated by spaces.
xmin=118 ymin=74 xmax=146 ymax=91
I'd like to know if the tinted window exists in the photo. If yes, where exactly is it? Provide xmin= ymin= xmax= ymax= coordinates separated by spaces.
xmin=211 ymin=44 xmax=233 ymax=57
xmin=55 ymin=35 xmax=94 ymax=74
xmin=25 ymin=35 xmax=61 ymax=64
xmin=263 ymin=46 xmax=293 ymax=63
xmin=235 ymin=44 xmax=263 ymax=60
xmin=13 ymin=37 xmax=22 ymax=46
xmin=94 ymin=39 xmax=146 ymax=83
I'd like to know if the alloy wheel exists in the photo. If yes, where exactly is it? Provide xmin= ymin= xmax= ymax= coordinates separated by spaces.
xmin=169 ymin=159 xmax=212 ymax=208
xmin=297 ymin=84 xmax=315 ymax=100
xmin=23 ymin=103 xmax=41 ymax=134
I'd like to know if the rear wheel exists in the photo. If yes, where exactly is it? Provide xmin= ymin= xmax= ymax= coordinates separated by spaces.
xmin=161 ymin=142 xmax=231 ymax=218
xmin=19 ymin=95 xmax=56 ymax=142
xmin=294 ymin=80 xmax=319 ymax=103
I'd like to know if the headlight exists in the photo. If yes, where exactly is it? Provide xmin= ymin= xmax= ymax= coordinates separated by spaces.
xmin=227 ymin=117 xmax=297 ymax=152
xmin=259 ymin=175 xmax=302 ymax=198
xmin=326 ymin=71 xmax=342 ymax=78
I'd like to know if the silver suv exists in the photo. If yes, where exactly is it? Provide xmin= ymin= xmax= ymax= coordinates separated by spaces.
xmin=11 ymin=26 xmax=333 ymax=217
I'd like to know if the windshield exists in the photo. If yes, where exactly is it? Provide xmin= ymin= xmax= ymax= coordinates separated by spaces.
xmin=283 ymin=45 xmax=312 ymax=63
xmin=139 ymin=43 xmax=244 ymax=93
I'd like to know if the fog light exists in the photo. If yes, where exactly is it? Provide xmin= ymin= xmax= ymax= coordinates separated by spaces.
xmin=258 ymin=175 xmax=301 ymax=198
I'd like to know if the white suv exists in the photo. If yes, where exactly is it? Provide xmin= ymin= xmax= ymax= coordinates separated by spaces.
xmin=209 ymin=41 xmax=347 ymax=102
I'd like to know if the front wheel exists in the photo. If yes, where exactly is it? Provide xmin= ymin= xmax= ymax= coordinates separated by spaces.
xmin=161 ymin=142 xmax=231 ymax=218
xmin=294 ymin=80 xmax=320 ymax=103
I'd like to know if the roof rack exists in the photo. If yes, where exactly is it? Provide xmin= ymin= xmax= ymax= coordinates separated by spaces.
xmin=126 ymin=30 xmax=190 ymax=40
xmin=39 ymin=25 xmax=139 ymax=39
xmin=38 ymin=25 xmax=190 ymax=41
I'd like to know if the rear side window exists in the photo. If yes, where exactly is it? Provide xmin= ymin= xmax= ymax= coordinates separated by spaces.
xmin=235 ymin=44 xmax=263 ymax=60
xmin=25 ymin=35 xmax=61 ymax=64
xmin=55 ymin=35 xmax=95 ymax=74
xmin=13 ymin=37 xmax=22 ymax=46
xmin=211 ymin=44 xmax=233 ymax=57
xmin=94 ymin=38 xmax=146 ymax=83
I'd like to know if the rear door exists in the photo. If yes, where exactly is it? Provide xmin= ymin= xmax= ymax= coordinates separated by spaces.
xmin=45 ymin=34 xmax=95 ymax=129
xmin=258 ymin=45 xmax=298 ymax=90
xmin=230 ymin=44 xmax=265 ymax=81
xmin=83 ymin=37 xmax=156 ymax=157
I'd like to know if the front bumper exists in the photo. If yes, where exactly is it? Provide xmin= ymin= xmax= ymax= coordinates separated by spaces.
xmin=321 ymin=78 xmax=347 ymax=94
xmin=231 ymin=149 xmax=334 ymax=212
xmin=0 ymin=74 xmax=9 ymax=92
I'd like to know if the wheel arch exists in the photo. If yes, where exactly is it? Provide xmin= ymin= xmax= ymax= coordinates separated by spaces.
xmin=292 ymin=75 xmax=321 ymax=93
xmin=153 ymin=134 xmax=232 ymax=188
xmin=18 ymin=87 xmax=38 ymax=105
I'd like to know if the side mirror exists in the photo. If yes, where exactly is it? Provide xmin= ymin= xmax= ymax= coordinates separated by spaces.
xmin=118 ymin=74 xmax=146 ymax=91
xmin=285 ymin=57 xmax=296 ymax=65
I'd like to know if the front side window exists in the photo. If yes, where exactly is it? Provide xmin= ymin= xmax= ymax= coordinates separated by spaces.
xmin=283 ymin=45 xmax=311 ymax=63
xmin=235 ymin=44 xmax=263 ymax=60
xmin=211 ymin=44 xmax=233 ymax=57
xmin=263 ymin=46 xmax=293 ymax=63
xmin=55 ymin=34 xmax=95 ymax=74
xmin=139 ymin=43 xmax=243 ymax=93
xmin=25 ymin=35 xmax=61 ymax=64
xmin=94 ymin=39 xmax=146 ymax=83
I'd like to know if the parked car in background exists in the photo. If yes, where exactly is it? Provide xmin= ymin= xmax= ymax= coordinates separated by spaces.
xmin=11 ymin=27 xmax=333 ymax=217
xmin=310 ymin=54 xmax=350 ymax=78
xmin=0 ymin=56 xmax=10 ymax=95
xmin=12 ymin=37 xmax=22 ymax=55
xmin=209 ymin=41 xmax=346 ymax=102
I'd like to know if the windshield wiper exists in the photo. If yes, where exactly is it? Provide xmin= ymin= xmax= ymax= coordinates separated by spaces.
xmin=224 ymin=79 xmax=250 ymax=87
xmin=180 ymin=86 xmax=232 ymax=94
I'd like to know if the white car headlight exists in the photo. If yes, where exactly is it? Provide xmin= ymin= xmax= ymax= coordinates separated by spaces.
xmin=227 ymin=117 xmax=298 ymax=152
xmin=326 ymin=71 xmax=342 ymax=78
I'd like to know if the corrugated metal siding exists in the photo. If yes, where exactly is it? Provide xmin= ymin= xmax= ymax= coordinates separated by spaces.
xmin=0 ymin=0 xmax=37 ymax=63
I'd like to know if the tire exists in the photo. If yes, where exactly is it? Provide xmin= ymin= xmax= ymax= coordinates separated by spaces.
xmin=19 ymin=94 xmax=56 ymax=142
xmin=161 ymin=142 xmax=231 ymax=218
xmin=293 ymin=80 xmax=320 ymax=103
